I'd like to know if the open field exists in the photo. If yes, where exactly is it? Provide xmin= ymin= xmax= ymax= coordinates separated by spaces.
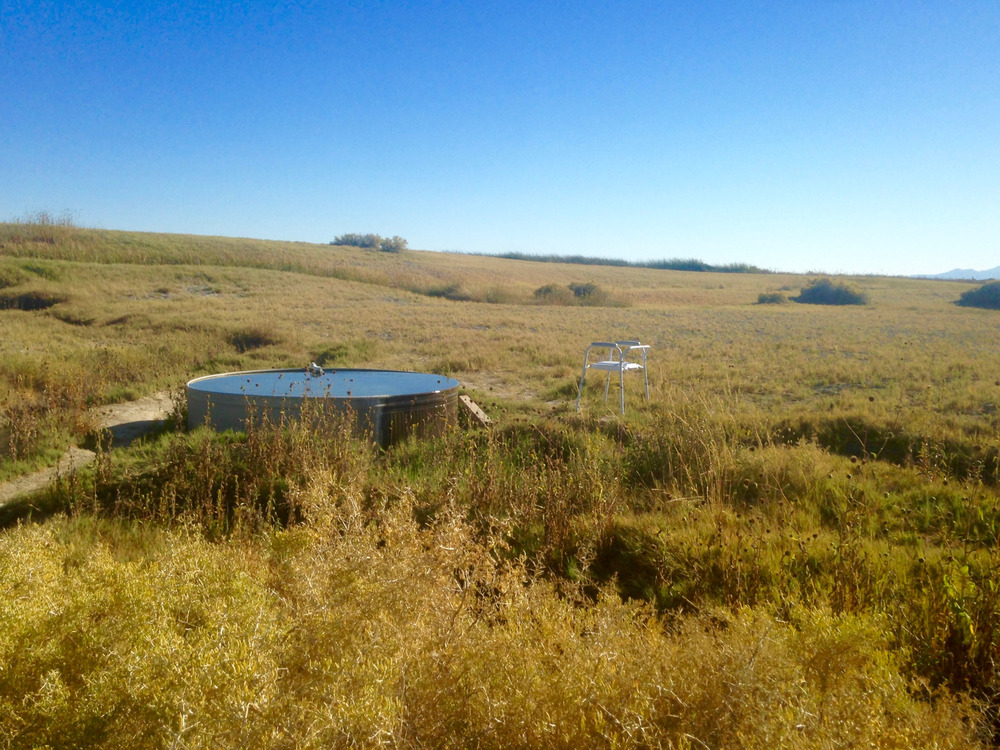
xmin=1 ymin=221 xmax=999 ymax=746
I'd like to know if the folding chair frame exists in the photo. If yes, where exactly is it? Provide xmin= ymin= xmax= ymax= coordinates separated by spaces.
xmin=575 ymin=340 xmax=650 ymax=415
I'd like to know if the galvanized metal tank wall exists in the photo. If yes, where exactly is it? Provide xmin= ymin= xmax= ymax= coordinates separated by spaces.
xmin=187 ymin=368 xmax=459 ymax=448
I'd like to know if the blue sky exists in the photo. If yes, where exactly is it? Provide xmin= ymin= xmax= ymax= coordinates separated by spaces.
xmin=2 ymin=1 xmax=997 ymax=275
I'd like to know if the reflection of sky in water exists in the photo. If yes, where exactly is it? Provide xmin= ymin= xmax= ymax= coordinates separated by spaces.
xmin=188 ymin=370 xmax=459 ymax=398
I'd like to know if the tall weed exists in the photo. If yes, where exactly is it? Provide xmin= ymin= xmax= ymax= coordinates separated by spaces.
xmin=0 ymin=511 xmax=984 ymax=748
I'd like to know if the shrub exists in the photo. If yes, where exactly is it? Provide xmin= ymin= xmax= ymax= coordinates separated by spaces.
xmin=757 ymin=292 xmax=788 ymax=305
xmin=794 ymin=278 xmax=868 ymax=306
xmin=570 ymin=282 xmax=613 ymax=306
xmin=569 ymin=282 xmax=598 ymax=298
xmin=533 ymin=284 xmax=574 ymax=305
xmin=329 ymin=234 xmax=408 ymax=253
xmin=424 ymin=283 xmax=472 ymax=301
xmin=378 ymin=236 xmax=408 ymax=253
xmin=534 ymin=282 xmax=615 ymax=307
xmin=957 ymin=281 xmax=1000 ymax=310
xmin=330 ymin=233 xmax=381 ymax=249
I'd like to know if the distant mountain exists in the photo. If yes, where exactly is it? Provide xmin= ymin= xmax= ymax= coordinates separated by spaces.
xmin=920 ymin=266 xmax=1000 ymax=281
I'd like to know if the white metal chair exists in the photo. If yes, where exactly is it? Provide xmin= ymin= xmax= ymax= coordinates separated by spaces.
xmin=575 ymin=340 xmax=650 ymax=415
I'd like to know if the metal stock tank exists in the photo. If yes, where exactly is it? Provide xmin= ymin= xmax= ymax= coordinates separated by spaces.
xmin=186 ymin=367 xmax=459 ymax=447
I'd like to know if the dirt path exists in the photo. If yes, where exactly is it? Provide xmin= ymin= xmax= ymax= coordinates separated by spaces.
xmin=0 ymin=392 xmax=175 ymax=507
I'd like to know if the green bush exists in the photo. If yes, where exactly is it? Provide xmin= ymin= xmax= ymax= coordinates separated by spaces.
xmin=794 ymin=278 xmax=868 ymax=306
xmin=329 ymin=234 xmax=408 ymax=253
xmin=957 ymin=281 xmax=1000 ymax=310
xmin=378 ymin=236 xmax=408 ymax=253
xmin=330 ymin=233 xmax=381 ymax=248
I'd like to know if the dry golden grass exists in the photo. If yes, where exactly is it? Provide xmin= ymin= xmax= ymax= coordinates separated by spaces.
xmin=2 ymin=222 xmax=999 ymax=745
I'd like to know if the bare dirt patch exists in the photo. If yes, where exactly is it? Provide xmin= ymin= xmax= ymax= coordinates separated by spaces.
xmin=0 ymin=392 xmax=176 ymax=507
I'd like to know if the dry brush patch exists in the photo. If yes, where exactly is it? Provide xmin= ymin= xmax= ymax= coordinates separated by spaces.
xmin=0 ymin=504 xmax=985 ymax=748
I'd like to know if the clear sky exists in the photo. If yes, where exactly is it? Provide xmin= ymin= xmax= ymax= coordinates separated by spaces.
xmin=2 ymin=1 xmax=997 ymax=276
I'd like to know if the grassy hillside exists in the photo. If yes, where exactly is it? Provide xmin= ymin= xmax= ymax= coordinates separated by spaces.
xmin=1 ymin=221 xmax=998 ymax=746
